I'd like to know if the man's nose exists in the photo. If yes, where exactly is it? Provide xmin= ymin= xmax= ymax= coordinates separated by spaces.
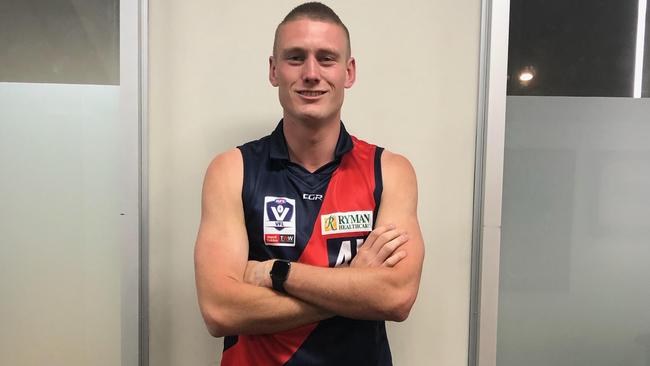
xmin=302 ymin=56 xmax=320 ymax=83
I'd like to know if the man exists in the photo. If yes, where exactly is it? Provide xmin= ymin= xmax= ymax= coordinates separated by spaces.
xmin=194 ymin=2 xmax=424 ymax=365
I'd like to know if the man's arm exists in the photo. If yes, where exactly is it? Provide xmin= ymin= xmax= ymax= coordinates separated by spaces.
xmin=195 ymin=148 xmax=332 ymax=337
xmin=247 ymin=151 xmax=425 ymax=321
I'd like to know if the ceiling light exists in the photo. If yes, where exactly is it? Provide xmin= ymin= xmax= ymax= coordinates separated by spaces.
xmin=517 ymin=66 xmax=536 ymax=87
xmin=519 ymin=71 xmax=534 ymax=82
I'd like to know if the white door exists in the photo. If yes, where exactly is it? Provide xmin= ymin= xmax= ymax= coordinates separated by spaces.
xmin=0 ymin=1 xmax=143 ymax=365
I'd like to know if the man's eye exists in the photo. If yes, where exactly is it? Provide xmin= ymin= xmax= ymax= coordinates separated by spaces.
xmin=319 ymin=56 xmax=337 ymax=64
xmin=287 ymin=56 xmax=304 ymax=62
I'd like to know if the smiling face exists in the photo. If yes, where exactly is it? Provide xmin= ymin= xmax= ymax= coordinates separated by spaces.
xmin=269 ymin=18 xmax=356 ymax=125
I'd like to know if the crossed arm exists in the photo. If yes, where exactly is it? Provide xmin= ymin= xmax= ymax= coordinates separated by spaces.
xmin=194 ymin=148 xmax=424 ymax=337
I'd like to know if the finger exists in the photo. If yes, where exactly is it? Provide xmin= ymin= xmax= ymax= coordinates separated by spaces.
xmin=363 ymin=224 xmax=395 ymax=250
xmin=382 ymin=250 xmax=407 ymax=267
xmin=367 ymin=227 xmax=402 ymax=253
xmin=244 ymin=260 xmax=256 ymax=274
xmin=243 ymin=268 xmax=254 ymax=284
xmin=243 ymin=260 xmax=259 ymax=283
xmin=377 ymin=233 xmax=409 ymax=261
xmin=243 ymin=260 xmax=253 ymax=274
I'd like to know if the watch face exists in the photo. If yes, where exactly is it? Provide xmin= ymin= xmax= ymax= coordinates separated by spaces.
xmin=272 ymin=260 xmax=290 ymax=279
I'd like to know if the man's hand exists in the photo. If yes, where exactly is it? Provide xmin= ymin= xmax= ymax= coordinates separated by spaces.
xmin=351 ymin=224 xmax=409 ymax=268
xmin=244 ymin=259 xmax=273 ymax=288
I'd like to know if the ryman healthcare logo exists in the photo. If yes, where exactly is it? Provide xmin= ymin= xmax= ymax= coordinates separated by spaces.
xmin=263 ymin=196 xmax=296 ymax=246
xmin=321 ymin=210 xmax=373 ymax=235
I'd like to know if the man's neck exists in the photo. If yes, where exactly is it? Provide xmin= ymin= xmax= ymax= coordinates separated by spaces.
xmin=282 ymin=115 xmax=341 ymax=173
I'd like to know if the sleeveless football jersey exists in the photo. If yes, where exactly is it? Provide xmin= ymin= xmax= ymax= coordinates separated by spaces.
xmin=221 ymin=121 xmax=391 ymax=366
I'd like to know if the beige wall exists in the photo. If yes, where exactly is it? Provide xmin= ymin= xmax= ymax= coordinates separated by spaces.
xmin=149 ymin=1 xmax=480 ymax=365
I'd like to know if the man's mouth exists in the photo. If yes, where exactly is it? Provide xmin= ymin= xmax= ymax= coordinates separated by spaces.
xmin=297 ymin=90 xmax=327 ymax=97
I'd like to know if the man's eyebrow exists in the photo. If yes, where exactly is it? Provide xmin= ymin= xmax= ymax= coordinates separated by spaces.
xmin=316 ymin=49 xmax=341 ymax=58
xmin=280 ymin=47 xmax=342 ymax=58
xmin=281 ymin=47 xmax=306 ymax=56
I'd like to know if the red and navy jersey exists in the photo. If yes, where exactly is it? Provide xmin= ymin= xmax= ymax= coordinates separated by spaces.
xmin=222 ymin=121 xmax=391 ymax=366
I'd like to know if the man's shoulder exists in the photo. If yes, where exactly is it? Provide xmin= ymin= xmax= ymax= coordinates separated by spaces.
xmin=205 ymin=132 xmax=276 ymax=193
xmin=200 ymin=148 xmax=244 ymax=207
xmin=380 ymin=150 xmax=412 ymax=168
xmin=206 ymin=148 xmax=243 ymax=179
xmin=379 ymin=149 xmax=417 ymax=188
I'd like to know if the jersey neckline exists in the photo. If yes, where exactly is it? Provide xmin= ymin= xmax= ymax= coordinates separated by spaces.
xmin=268 ymin=119 xmax=354 ymax=164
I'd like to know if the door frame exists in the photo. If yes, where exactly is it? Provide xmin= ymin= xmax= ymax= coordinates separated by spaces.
xmin=120 ymin=0 xmax=149 ymax=365
xmin=468 ymin=0 xmax=510 ymax=365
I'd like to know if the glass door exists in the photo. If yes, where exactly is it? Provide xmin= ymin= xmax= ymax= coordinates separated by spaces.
xmin=0 ymin=1 xmax=143 ymax=365
xmin=473 ymin=0 xmax=650 ymax=365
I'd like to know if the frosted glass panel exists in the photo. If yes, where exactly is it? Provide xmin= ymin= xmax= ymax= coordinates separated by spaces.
xmin=0 ymin=83 xmax=123 ymax=365
xmin=497 ymin=96 xmax=650 ymax=366
xmin=0 ymin=0 xmax=120 ymax=84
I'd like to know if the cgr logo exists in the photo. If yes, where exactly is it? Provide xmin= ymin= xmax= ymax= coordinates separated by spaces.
xmin=302 ymin=193 xmax=323 ymax=201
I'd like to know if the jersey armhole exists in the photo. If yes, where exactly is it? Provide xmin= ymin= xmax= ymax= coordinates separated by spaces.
xmin=236 ymin=146 xmax=249 ymax=204
xmin=372 ymin=146 xmax=384 ymax=226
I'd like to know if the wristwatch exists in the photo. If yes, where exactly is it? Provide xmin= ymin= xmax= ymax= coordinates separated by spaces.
xmin=270 ymin=260 xmax=291 ymax=293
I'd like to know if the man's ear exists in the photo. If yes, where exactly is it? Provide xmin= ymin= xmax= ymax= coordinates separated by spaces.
xmin=344 ymin=57 xmax=356 ymax=88
xmin=269 ymin=56 xmax=279 ymax=87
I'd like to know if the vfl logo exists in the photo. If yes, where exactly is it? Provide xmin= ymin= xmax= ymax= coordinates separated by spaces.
xmin=263 ymin=196 xmax=296 ymax=246
xmin=267 ymin=199 xmax=292 ymax=224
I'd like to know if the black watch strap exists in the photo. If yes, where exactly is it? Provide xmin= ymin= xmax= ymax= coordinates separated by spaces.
xmin=270 ymin=260 xmax=291 ymax=293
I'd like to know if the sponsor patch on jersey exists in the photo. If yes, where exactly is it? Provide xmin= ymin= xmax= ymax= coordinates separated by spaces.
xmin=321 ymin=210 xmax=373 ymax=235
xmin=263 ymin=196 xmax=296 ymax=246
